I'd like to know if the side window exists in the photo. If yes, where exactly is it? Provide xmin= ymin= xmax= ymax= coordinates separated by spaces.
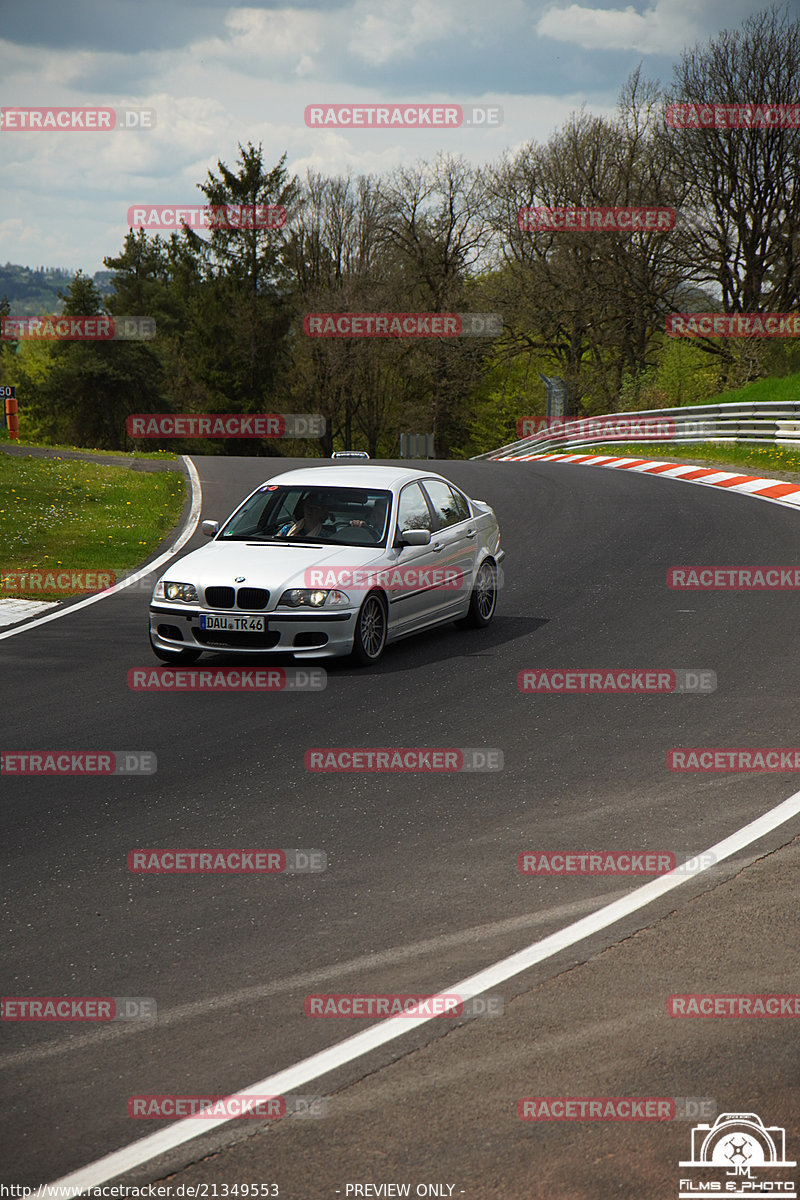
xmin=448 ymin=486 xmax=471 ymax=522
xmin=397 ymin=482 xmax=434 ymax=532
xmin=423 ymin=480 xmax=470 ymax=528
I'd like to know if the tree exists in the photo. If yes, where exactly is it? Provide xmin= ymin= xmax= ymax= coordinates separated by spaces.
xmin=183 ymin=144 xmax=300 ymax=419
xmin=24 ymin=273 xmax=166 ymax=448
xmin=483 ymin=88 xmax=688 ymax=415
xmin=376 ymin=154 xmax=496 ymax=453
xmin=284 ymin=170 xmax=406 ymax=455
xmin=666 ymin=5 xmax=800 ymax=320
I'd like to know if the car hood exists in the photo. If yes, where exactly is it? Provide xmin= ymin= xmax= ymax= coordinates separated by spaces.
xmin=160 ymin=539 xmax=389 ymax=592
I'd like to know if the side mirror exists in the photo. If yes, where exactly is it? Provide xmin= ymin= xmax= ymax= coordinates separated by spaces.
xmin=202 ymin=520 xmax=219 ymax=538
xmin=400 ymin=528 xmax=431 ymax=546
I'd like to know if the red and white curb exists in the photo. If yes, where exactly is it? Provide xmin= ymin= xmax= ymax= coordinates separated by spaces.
xmin=496 ymin=451 xmax=800 ymax=510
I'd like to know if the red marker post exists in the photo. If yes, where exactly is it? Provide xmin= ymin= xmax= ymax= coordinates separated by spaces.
xmin=2 ymin=386 xmax=18 ymax=439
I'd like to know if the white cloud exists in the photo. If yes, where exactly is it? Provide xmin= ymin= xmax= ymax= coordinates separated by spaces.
xmin=0 ymin=0 xmax=663 ymax=271
xmin=348 ymin=0 xmax=463 ymax=66
xmin=537 ymin=1 xmax=700 ymax=55
xmin=227 ymin=6 xmax=323 ymax=70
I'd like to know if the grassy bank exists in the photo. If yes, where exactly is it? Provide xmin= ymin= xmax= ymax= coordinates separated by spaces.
xmin=0 ymin=428 xmax=177 ymax=460
xmin=678 ymin=371 xmax=800 ymax=408
xmin=0 ymin=453 xmax=185 ymax=599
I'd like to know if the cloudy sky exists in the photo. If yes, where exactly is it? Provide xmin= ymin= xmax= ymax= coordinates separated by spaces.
xmin=0 ymin=0 xmax=768 ymax=273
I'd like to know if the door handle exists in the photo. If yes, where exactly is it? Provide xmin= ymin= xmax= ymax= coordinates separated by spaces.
xmin=466 ymin=528 xmax=476 ymax=539
xmin=431 ymin=542 xmax=443 ymax=552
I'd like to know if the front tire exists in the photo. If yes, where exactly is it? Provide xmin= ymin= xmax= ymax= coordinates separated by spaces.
xmin=456 ymin=559 xmax=497 ymax=629
xmin=350 ymin=592 xmax=388 ymax=666
xmin=149 ymin=631 xmax=202 ymax=664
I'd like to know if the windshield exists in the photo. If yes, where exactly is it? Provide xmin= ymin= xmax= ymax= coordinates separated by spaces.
xmin=219 ymin=485 xmax=393 ymax=547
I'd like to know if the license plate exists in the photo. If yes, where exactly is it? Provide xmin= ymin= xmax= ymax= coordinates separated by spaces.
xmin=199 ymin=613 xmax=266 ymax=632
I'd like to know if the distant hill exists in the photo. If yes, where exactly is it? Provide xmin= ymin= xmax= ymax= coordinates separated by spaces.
xmin=0 ymin=263 xmax=115 ymax=314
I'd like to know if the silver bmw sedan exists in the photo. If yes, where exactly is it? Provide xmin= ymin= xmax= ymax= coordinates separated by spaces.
xmin=149 ymin=465 xmax=504 ymax=666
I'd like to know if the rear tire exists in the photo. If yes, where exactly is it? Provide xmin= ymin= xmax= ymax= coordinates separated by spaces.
xmin=350 ymin=592 xmax=388 ymax=666
xmin=149 ymin=631 xmax=202 ymax=664
xmin=456 ymin=559 xmax=497 ymax=629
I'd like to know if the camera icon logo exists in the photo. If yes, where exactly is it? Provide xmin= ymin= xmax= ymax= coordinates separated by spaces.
xmin=680 ymin=1112 xmax=796 ymax=1169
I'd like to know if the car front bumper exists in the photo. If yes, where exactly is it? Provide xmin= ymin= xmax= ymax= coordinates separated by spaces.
xmin=149 ymin=604 xmax=357 ymax=659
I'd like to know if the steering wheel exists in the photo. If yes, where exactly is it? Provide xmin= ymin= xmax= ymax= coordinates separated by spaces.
xmin=335 ymin=524 xmax=380 ymax=543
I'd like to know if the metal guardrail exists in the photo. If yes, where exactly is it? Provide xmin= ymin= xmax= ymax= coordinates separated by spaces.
xmin=472 ymin=400 xmax=800 ymax=460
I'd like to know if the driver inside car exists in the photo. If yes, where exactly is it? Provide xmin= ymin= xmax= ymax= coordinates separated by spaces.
xmin=349 ymin=497 xmax=388 ymax=538
xmin=278 ymin=494 xmax=330 ymax=538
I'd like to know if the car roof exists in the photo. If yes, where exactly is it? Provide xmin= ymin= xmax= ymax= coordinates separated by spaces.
xmin=259 ymin=465 xmax=446 ymax=490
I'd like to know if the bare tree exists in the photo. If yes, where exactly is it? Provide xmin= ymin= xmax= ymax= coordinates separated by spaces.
xmin=285 ymin=171 xmax=407 ymax=453
xmin=483 ymin=83 xmax=687 ymax=413
xmin=377 ymin=154 xmax=494 ymax=452
xmin=666 ymin=5 xmax=800 ymax=319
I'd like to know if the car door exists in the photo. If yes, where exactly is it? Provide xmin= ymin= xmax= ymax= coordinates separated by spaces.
xmin=386 ymin=481 xmax=441 ymax=633
xmin=419 ymin=479 xmax=477 ymax=620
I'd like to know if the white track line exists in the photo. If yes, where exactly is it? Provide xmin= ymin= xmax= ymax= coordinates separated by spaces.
xmin=44 ymin=786 xmax=800 ymax=1194
xmin=0 ymin=457 xmax=201 ymax=642
xmin=734 ymin=478 xmax=792 ymax=493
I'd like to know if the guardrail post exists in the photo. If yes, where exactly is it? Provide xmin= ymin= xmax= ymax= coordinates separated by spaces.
xmin=538 ymin=373 xmax=568 ymax=418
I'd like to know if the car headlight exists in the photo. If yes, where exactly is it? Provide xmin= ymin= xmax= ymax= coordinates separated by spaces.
xmin=154 ymin=580 xmax=198 ymax=603
xmin=278 ymin=588 xmax=351 ymax=608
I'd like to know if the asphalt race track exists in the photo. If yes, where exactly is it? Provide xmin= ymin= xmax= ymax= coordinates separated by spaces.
xmin=2 ymin=455 xmax=799 ymax=1197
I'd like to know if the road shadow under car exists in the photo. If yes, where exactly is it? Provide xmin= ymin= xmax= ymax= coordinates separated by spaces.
xmin=327 ymin=614 xmax=551 ymax=676
xmin=189 ymin=615 xmax=549 ymax=677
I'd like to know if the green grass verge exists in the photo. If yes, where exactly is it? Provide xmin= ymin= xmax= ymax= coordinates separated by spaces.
xmin=0 ymin=454 xmax=185 ymax=599
xmin=679 ymin=371 xmax=800 ymax=408
xmin=0 ymin=428 xmax=177 ymax=460
xmin=552 ymin=442 xmax=800 ymax=475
